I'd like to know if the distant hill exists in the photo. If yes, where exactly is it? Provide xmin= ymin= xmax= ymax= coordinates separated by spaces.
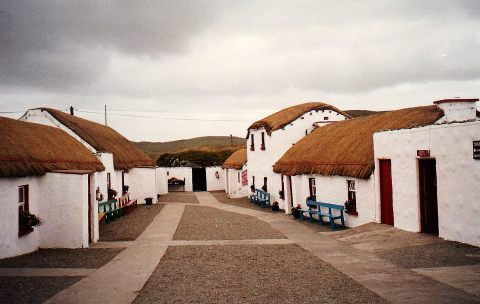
xmin=156 ymin=148 xmax=240 ymax=167
xmin=133 ymin=136 xmax=246 ymax=162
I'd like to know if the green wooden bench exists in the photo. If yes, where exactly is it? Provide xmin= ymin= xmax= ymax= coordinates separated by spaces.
xmin=98 ymin=199 xmax=123 ymax=224
xmin=299 ymin=199 xmax=345 ymax=229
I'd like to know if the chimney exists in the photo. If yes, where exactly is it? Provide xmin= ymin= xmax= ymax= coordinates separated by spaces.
xmin=69 ymin=106 xmax=74 ymax=116
xmin=434 ymin=98 xmax=478 ymax=124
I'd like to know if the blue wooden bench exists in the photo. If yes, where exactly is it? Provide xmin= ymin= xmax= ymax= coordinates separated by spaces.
xmin=250 ymin=189 xmax=271 ymax=208
xmin=299 ymin=199 xmax=345 ymax=229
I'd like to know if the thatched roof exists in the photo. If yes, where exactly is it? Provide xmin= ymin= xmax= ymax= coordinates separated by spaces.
xmin=39 ymin=108 xmax=154 ymax=170
xmin=345 ymin=110 xmax=384 ymax=118
xmin=248 ymin=102 xmax=351 ymax=135
xmin=222 ymin=149 xmax=247 ymax=170
xmin=0 ymin=117 xmax=105 ymax=178
xmin=274 ymin=105 xmax=444 ymax=179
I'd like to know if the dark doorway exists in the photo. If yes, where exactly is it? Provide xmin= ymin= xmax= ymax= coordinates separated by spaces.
xmin=419 ymin=159 xmax=438 ymax=234
xmin=192 ymin=168 xmax=207 ymax=191
xmin=379 ymin=159 xmax=394 ymax=225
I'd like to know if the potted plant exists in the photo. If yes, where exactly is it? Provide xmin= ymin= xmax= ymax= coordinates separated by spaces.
xmin=345 ymin=199 xmax=358 ymax=215
xmin=291 ymin=204 xmax=302 ymax=218
xmin=272 ymin=201 xmax=280 ymax=211
xmin=19 ymin=210 xmax=42 ymax=236
xmin=278 ymin=190 xmax=285 ymax=200
xmin=250 ymin=184 xmax=255 ymax=193
xmin=108 ymin=188 xmax=117 ymax=200
xmin=122 ymin=185 xmax=129 ymax=195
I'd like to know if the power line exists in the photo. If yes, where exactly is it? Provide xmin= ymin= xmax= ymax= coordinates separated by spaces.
xmin=76 ymin=110 xmax=253 ymax=122
xmin=80 ymin=108 xmax=271 ymax=114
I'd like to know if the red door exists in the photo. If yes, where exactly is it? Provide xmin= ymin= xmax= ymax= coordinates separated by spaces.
xmin=379 ymin=159 xmax=394 ymax=225
xmin=419 ymin=159 xmax=438 ymax=234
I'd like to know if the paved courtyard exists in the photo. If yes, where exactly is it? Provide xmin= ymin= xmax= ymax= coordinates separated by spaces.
xmin=1 ymin=192 xmax=479 ymax=303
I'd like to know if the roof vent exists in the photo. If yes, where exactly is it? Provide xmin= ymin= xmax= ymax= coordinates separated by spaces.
xmin=434 ymin=98 xmax=478 ymax=124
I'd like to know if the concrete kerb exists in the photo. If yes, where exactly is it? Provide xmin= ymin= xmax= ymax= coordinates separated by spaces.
xmin=44 ymin=204 xmax=185 ymax=304
xmin=194 ymin=192 xmax=480 ymax=304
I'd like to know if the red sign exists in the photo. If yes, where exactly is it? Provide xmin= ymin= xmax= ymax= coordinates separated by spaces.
xmin=241 ymin=170 xmax=248 ymax=186
xmin=417 ymin=150 xmax=430 ymax=157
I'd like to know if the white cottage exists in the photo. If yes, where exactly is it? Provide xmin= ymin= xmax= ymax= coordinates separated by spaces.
xmin=222 ymin=149 xmax=248 ymax=198
xmin=274 ymin=104 xmax=445 ymax=227
xmin=20 ymin=108 xmax=156 ymax=227
xmin=247 ymin=102 xmax=351 ymax=210
xmin=0 ymin=117 xmax=104 ymax=258
xmin=373 ymin=98 xmax=480 ymax=246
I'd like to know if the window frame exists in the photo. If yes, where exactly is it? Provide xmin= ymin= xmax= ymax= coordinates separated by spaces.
xmin=250 ymin=134 xmax=255 ymax=151
xmin=261 ymin=132 xmax=266 ymax=150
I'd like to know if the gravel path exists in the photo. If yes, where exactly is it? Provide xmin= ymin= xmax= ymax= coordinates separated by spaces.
xmin=210 ymin=191 xmax=276 ymax=213
xmin=158 ymin=192 xmax=200 ymax=204
xmin=100 ymin=204 xmax=165 ymax=241
xmin=0 ymin=248 xmax=123 ymax=268
xmin=375 ymin=241 xmax=480 ymax=269
xmin=0 ymin=276 xmax=82 ymax=304
xmin=133 ymin=244 xmax=387 ymax=304
xmin=174 ymin=205 xmax=285 ymax=240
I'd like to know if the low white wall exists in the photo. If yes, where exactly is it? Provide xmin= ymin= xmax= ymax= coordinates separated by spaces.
xmin=0 ymin=173 xmax=91 ymax=259
xmin=165 ymin=167 xmax=193 ymax=192
xmin=156 ymin=167 xmax=168 ymax=195
xmin=206 ymin=166 xmax=224 ymax=191
xmin=374 ymin=121 xmax=480 ymax=246
xmin=128 ymin=167 xmax=156 ymax=203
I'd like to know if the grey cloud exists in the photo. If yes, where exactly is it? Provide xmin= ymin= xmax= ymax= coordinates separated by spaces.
xmin=0 ymin=0 xmax=217 ymax=90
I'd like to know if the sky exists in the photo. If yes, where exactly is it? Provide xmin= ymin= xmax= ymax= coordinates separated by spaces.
xmin=0 ymin=0 xmax=479 ymax=142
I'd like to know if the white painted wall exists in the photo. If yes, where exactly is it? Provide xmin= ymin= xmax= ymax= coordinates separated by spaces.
xmin=40 ymin=173 xmax=90 ymax=248
xmin=206 ymin=166 xmax=224 ymax=191
xmin=225 ymin=166 xmax=249 ymax=198
xmin=156 ymin=167 xmax=168 ymax=195
xmin=128 ymin=167 xmax=156 ymax=203
xmin=247 ymin=109 xmax=348 ymax=212
xmin=165 ymin=167 xmax=193 ymax=192
xmin=374 ymin=121 xmax=480 ymax=246
xmin=290 ymin=175 xmax=375 ymax=227
xmin=0 ymin=173 xmax=91 ymax=259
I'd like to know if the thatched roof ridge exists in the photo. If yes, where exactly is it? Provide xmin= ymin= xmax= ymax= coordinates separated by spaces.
xmin=222 ymin=149 xmax=247 ymax=170
xmin=39 ymin=108 xmax=154 ymax=170
xmin=0 ymin=117 xmax=105 ymax=178
xmin=274 ymin=105 xmax=444 ymax=179
xmin=248 ymin=102 xmax=351 ymax=135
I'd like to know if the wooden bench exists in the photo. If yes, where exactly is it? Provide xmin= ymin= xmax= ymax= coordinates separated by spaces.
xmin=250 ymin=189 xmax=271 ymax=208
xmin=118 ymin=193 xmax=137 ymax=214
xmin=299 ymin=199 xmax=345 ymax=229
xmin=98 ymin=199 xmax=123 ymax=224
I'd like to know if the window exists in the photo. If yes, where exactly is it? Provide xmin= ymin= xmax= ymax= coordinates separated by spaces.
xmin=18 ymin=185 xmax=29 ymax=213
xmin=107 ymin=173 xmax=111 ymax=189
xmin=324 ymin=117 xmax=329 ymax=120
xmin=262 ymin=177 xmax=268 ymax=192
xmin=250 ymin=134 xmax=255 ymax=151
xmin=237 ymin=172 xmax=240 ymax=183
xmin=346 ymin=180 xmax=357 ymax=215
xmin=279 ymin=174 xmax=285 ymax=199
xmin=252 ymin=176 xmax=255 ymax=187
xmin=308 ymin=178 xmax=316 ymax=199
xmin=261 ymin=132 xmax=266 ymax=150
xmin=18 ymin=185 xmax=30 ymax=236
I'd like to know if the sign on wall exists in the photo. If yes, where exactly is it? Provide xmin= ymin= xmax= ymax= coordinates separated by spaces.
xmin=241 ymin=170 xmax=248 ymax=186
xmin=474 ymin=141 xmax=480 ymax=160
xmin=417 ymin=150 xmax=430 ymax=158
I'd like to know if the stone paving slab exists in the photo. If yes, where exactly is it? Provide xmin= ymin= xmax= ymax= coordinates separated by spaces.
xmin=412 ymin=265 xmax=480 ymax=298
xmin=195 ymin=192 xmax=480 ymax=304
xmin=0 ymin=268 xmax=95 ymax=277
xmin=44 ymin=204 xmax=185 ymax=304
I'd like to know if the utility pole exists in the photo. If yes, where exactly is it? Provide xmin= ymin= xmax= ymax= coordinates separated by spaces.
xmin=230 ymin=134 xmax=233 ymax=146
xmin=104 ymin=105 xmax=107 ymax=126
